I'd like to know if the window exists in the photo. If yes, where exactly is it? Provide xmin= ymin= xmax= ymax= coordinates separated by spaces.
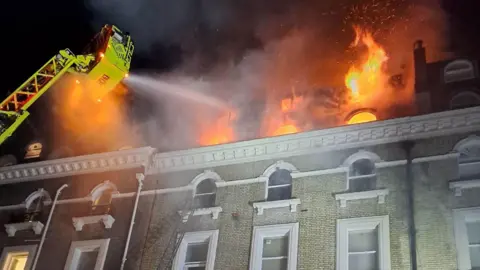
xmin=64 ymin=239 xmax=110 ymax=270
xmin=348 ymin=159 xmax=377 ymax=192
xmin=90 ymin=181 xmax=118 ymax=215
xmin=453 ymin=207 xmax=480 ymax=270
xmin=337 ymin=216 xmax=391 ymax=270
xmin=24 ymin=189 xmax=51 ymax=223
xmin=0 ymin=245 xmax=36 ymax=270
xmin=249 ymin=223 xmax=299 ymax=270
xmin=267 ymin=169 xmax=293 ymax=201
xmin=193 ymin=179 xmax=216 ymax=209
xmin=455 ymin=136 xmax=480 ymax=180
xmin=451 ymin=91 xmax=480 ymax=110
xmin=173 ymin=230 xmax=219 ymax=270
xmin=444 ymin=60 xmax=476 ymax=83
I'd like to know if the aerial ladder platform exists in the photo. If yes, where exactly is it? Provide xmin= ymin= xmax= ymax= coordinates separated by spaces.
xmin=0 ymin=24 xmax=134 ymax=145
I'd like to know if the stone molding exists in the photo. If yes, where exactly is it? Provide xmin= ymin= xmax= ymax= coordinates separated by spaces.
xmin=4 ymin=221 xmax=44 ymax=237
xmin=0 ymin=107 xmax=479 ymax=184
xmin=252 ymin=198 xmax=301 ymax=215
xmin=72 ymin=215 xmax=115 ymax=231
xmin=335 ymin=189 xmax=389 ymax=207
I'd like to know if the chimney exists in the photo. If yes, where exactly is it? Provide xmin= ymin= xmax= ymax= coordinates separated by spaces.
xmin=414 ymin=40 xmax=427 ymax=92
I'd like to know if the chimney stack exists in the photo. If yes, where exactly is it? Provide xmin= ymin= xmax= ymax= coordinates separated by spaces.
xmin=414 ymin=40 xmax=427 ymax=92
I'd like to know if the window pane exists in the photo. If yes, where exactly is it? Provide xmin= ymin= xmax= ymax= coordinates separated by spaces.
xmin=349 ymin=176 xmax=376 ymax=192
xmin=94 ymin=190 xmax=113 ymax=206
xmin=196 ymin=179 xmax=216 ymax=194
xmin=350 ymin=159 xmax=375 ymax=176
xmin=262 ymin=258 xmax=288 ymax=270
xmin=186 ymin=242 xmax=209 ymax=263
xmin=193 ymin=194 xmax=216 ymax=209
xmin=77 ymin=250 xmax=99 ymax=270
xmin=6 ymin=253 xmax=28 ymax=270
xmin=349 ymin=228 xmax=378 ymax=253
xmin=467 ymin=221 xmax=480 ymax=245
xmin=459 ymin=162 xmax=480 ymax=180
xmin=268 ymin=170 xmax=292 ymax=186
xmin=469 ymin=246 xmax=480 ymax=268
xmin=349 ymin=253 xmax=377 ymax=270
xmin=267 ymin=186 xmax=292 ymax=201
xmin=263 ymin=236 xmax=288 ymax=258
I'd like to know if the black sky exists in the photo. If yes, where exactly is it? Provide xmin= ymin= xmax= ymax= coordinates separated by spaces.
xmin=1 ymin=0 xmax=480 ymax=96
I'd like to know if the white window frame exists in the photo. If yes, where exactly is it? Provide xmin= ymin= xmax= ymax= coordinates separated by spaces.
xmin=453 ymin=207 xmax=480 ymax=270
xmin=173 ymin=230 xmax=219 ymax=270
xmin=336 ymin=215 xmax=391 ymax=270
xmin=249 ymin=223 xmax=299 ymax=270
xmin=0 ymin=245 xmax=36 ymax=270
xmin=63 ymin=239 xmax=110 ymax=270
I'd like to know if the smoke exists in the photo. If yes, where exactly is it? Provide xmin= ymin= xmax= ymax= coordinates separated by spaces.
xmin=82 ymin=0 xmax=451 ymax=151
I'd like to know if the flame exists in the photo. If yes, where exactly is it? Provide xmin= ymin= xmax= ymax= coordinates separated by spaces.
xmin=267 ymin=95 xmax=303 ymax=137
xmin=199 ymin=111 xmax=236 ymax=146
xmin=347 ymin=111 xmax=377 ymax=125
xmin=345 ymin=26 xmax=388 ymax=103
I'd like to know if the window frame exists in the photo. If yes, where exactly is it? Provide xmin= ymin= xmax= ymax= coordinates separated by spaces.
xmin=249 ymin=223 xmax=299 ymax=270
xmin=266 ymin=169 xmax=293 ymax=201
xmin=193 ymin=179 xmax=217 ymax=209
xmin=336 ymin=215 xmax=391 ymax=270
xmin=444 ymin=59 xmax=476 ymax=83
xmin=173 ymin=230 xmax=219 ymax=270
xmin=347 ymin=159 xmax=377 ymax=192
xmin=453 ymin=207 xmax=480 ymax=270
xmin=63 ymin=239 xmax=110 ymax=270
xmin=0 ymin=245 xmax=37 ymax=270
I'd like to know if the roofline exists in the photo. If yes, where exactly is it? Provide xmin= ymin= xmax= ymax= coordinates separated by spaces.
xmin=0 ymin=106 xmax=479 ymax=184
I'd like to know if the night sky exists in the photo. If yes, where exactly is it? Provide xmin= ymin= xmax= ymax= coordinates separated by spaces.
xmin=0 ymin=0 xmax=480 ymax=156
xmin=1 ymin=0 xmax=479 ymax=94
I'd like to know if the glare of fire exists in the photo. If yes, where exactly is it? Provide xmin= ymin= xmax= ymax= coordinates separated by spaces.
xmin=199 ymin=111 xmax=236 ymax=146
xmin=345 ymin=26 xmax=388 ymax=101
xmin=270 ymin=96 xmax=303 ymax=136
xmin=347 ymin=111 xmax=377 ymax=125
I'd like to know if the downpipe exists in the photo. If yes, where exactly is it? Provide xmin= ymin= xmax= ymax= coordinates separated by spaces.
xmin=32 ymin=184 xmax=68 ymax=270
xmin=403 ymin=141 xmax=418 ymax=270
xmin=120 ymin=173 xmax=145 ymax=270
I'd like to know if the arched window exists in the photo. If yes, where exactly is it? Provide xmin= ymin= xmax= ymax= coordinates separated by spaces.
xmin=454 ymin=136 xmax=480 ymax=180
xmin=90 ymin=181 xmax=118 ymax=215
xmin=267 ymin=169 xmax=293 ymax=201
xmin=24 ymin=189 xmax=51 ymax=222
xmin=193 ymin=179 xmax=216 ymax=209
xmin=344 ymin=151 xmax=380 ymax=192
xmin=450 ymin=91 xmax=480 ymax=110
xmin=444 ymin=60 xmax=475 ymax=83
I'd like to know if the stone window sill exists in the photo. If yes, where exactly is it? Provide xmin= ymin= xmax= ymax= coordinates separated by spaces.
xmin=449 ymin=179 xmax=480 ymax=196
xmin=178 ymin=206 xmax=223 ymax=223
xmin=4 ymin=221 xmax=44 ymax=237
xmin=72 ymin=215 xmax=115 ymax=231
xmin=253 ymin=198 xmax=301 ymax=215
xmin=335 ymin=189 xmax=389 ymax=208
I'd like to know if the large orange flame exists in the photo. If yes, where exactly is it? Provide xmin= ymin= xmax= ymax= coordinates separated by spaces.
xmin=345 ymin=26 xmax=388 ymax=104
xmin=198 ymin=110 xmax=236 ymax=146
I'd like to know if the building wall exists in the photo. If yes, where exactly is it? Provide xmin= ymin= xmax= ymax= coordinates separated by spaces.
xmin=0 ymin=131 xmax=479 ymax=269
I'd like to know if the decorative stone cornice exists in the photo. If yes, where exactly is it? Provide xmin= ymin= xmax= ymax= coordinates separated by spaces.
xmin=0 ymin=107 xmax=480 ymax=184
xmin=0 ymin=147 xmax=154 ymax=184
xmin=149 ymin=106 xmax=480 ymax=173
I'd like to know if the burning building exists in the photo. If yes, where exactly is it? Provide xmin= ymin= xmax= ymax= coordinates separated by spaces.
xmin=1 ymin=36 xmax=480 ymax=270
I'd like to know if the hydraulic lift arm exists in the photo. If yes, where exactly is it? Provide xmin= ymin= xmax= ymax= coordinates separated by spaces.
xmin=0 ymin=25 xmax=134 ymax=146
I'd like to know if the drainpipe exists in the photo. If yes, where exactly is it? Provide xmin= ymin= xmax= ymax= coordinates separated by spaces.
xmin=32 ymin=184 xmax=68 ymax=270
xmin=403 ymin=141 xmax=417 ymax=270
xmin=120 ymin=172 xmax=145 ymax=270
